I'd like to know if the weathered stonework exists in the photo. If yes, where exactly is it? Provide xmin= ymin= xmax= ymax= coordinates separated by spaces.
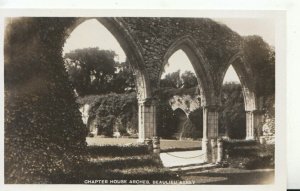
xmin=79 ymin=104 xmax=90 ymax=125
xmin=168 ymin=94 xmax=201 ymax=116
xmin=4 ymin=17 xmax=275 ymax=182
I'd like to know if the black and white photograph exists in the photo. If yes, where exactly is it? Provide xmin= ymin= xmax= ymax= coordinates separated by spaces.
xmin=0 ymin=1 xmax=295 ymax=190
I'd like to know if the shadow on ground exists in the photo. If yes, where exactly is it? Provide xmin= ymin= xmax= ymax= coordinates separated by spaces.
xmin=180 ymin=168 xmax=274 ymax=184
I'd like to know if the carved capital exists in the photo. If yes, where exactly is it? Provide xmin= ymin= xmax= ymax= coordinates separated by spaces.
xmin=203 ymin=105 xmax=220 ymax=112
xmin=138 ymin=97 xmax=157 ymax=106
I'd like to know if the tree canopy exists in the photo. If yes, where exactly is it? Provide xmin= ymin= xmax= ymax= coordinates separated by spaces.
xmin=160 ymin=70 xmax=198 ymax=88
xmin=64 ymin=47 xmax=135 ymax=96
xmin=219 ymin=82 xmax=246 ymax=139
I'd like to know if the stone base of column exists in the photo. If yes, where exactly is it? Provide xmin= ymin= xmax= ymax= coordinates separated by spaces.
xmin=202 ymin=138 xmax=210 ymax=163
xmin=216 ymin=138 xmax=223 ymax=163
xmin=137 ymin=137 xmax=145 ymax=143
xmin=152 ymin=136 xmax=160 ymax=154
xmin=202 ymin=138 xmax=218 ymax=163
xmin=144 ymin=138 xmax=153 ymax=153
xmin=246 ymin=136 xmax=255 ymax=140
xmin=211 ymin=138 xmax=218 ymax=163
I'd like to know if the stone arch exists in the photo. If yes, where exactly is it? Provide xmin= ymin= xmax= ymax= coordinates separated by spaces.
xmin=64 ymin=17 xmax=151 ymax=100
xmin=221 ymin=51 xmax=257 ymax=111
xmin=220 ymin=51 xmax=260 ymax=140
xmin=64 ymin=18 xmax=156 ymax=142
xmin=161 ymin=36 xmax=216 ymax=107
xmin=172 ymin=105 xmax=190 ymax=117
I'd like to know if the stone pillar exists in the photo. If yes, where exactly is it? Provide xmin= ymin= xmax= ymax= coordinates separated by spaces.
xmin=216 ymin=138 xmax=223 ymax=163
xmin=202 ymin=106 xmax=219 ymax=163
xmin=153 ymin=136 xmax=160 ymax=154
xmin=245 ymin=110 xmax=263 ymax=140
xmin=138 ymin=98 xmax=157 ymax=143
xmin=246 ymin=111 xmax=255 ymax=140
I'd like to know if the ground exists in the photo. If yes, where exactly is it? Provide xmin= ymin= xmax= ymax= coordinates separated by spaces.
xmin=86 ymin=137 xmax=201 ymax=151
xmin=84 ymin=137 xmax=274 ymax=184
xmin=180 ymin=168 xmax=274 ymax=184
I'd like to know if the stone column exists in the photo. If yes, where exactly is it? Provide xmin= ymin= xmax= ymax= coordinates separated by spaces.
xmin=246 ymin=111 xmax=255 ymax=140
xmin=138 ymin=98 xmax=157 ymax=143
xmin=216 ymin=138 xmax=223 ymax=163
xmin=246 ymin=110 xmax=264 ymax=140
xmin=202 ymin=106 xmax=219 ymax=163
xmin=152 ymin=136 xmax=160 ymax=154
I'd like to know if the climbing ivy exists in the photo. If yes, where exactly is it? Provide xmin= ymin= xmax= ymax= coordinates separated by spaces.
xmin=5 ymin=17 xmax=87 ymax=183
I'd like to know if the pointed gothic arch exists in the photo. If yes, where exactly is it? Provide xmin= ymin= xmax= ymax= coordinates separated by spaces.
xmin=64 ymin=17 xmax=151 ymax=100
xmin=161 ymin=36 xmax=216 ymax=107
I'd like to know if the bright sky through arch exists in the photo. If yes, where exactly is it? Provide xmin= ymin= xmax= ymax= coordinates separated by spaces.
xmin=63 ymin=19 xmax=126 ymax=62
xmin=161 ymin=50 xmax=196 ymax=79
xmin=223 ymin=65 xmax=240 ymax=84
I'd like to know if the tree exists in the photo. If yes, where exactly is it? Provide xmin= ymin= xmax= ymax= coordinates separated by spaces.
xmin=160 ymin=70 xmax=182 ymax=88
xmin=243 ymin=36 xmax=275 ymax=97
xmin=64 ymin=48 xmax=117 ymax=96
xmin=219 ymin=82 xmax=246 ymax=139
xmin=181 ymin=71 xmax=198 ymax=88
xmin=111 ymin=60 xmax=136 ymax=93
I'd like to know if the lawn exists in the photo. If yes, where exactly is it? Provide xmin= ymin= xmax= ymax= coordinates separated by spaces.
xmin=81 ymin=137 xmax=274 ymax=185
xmin=180 ymin=167 xmax=274 ymax=184
xmin=86 ymin=137 xmax=201 ymax=151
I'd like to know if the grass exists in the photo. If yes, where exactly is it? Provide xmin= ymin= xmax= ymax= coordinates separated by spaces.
xmin=223 ymin=140 xmax=275 ymax=170
xmin=48 ymin=137 xmax=274 ymax=184
xmin=86 ymin=137 xmax=201 ymax=151
xmin=87 ymin=144 xmax=150 ymax=157
xmin=180 ymin=167 xmax=274 ymax=184
xmin=49 ymin=143 xmax=179 ymax=184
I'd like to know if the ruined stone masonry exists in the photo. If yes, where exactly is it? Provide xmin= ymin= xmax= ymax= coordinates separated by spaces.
xmin=4 ymin=17 xmax=275 ymax=182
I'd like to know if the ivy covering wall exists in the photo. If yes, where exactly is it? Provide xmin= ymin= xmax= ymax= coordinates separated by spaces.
xmin=4 ymin=18 xmax=87 ymax=183
xmin=4 ymin=17 xmax=275 ymax=183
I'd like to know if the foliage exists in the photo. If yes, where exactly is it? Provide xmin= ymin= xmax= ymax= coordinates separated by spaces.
xmin=77 ymin=92 xmax=138 ymax=136
xmin=160 ymin=70 xmax=182 ymax=88
xmin=219 ymin=82 xmax=246 ymax=139
xmin=157 ymin=70 xmax=202 ymax=139
xmin=112 ymin=61 xmax=136 ymax=93
xmin=48 ymin=145 xmax=178 ymax=183
xmin=160 ymin=70 xmax=198 ymax=89
xmin=64 ymin=48 xmax=136 ymax=96
xmin=156 ymin=97 xmax=203 ymax=139
xmin=223 ymin=140 xmax=274 ymax=169
xmin=64 ymin=48 xmax=116 ymax=96
xmin=155 ymin=86 xmax=199 ymax=100
xmin=87 ymin=144 xmax=150 ymax=157
xmin=243 ymin=35 xmax=275 ymax=97
xmin=181 ymin=71 xmax=198 ymax=88
xmin=5 ymin=17 xmax=87 ymax=183
xmin=187 ymin=108 xmax=203 ymax=138
xmin=156 ymin=101 xmax=178 ymax=139
xmin=260 ymin=95 xmax=275 ymax=139
xmin=180 ymin=119 xmax=202 ymax=140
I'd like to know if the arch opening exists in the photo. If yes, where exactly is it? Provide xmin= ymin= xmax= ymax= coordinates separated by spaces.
xmin=157 ymin=43 xmax=204 ymax=143
xmin=220 ymin=65 xmax=246 ymax=139
xmin=64 ymin=18 xmax=151 ymax=100
xmin=62 ymin=18 xmax=151 ymax=143
xmin=219 ymin=52 xmax=259 ymax=140
xmin=160 ymin=36 xmax=215 ymax=107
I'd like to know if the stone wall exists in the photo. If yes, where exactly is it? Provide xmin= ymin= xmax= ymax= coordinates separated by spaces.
xmin=4 ymin=17 xmax=275 ymax=182
xmin=122 ymin=18 xmax=243 ymax=89
xmin=5 ymin=18 xmax=87 ymax=183
xmin=168 ymin=94 xmax=201 ymax=116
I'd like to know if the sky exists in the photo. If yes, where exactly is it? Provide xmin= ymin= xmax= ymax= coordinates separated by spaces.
xmin=63 ymin=18 xmax=275 ymax=83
